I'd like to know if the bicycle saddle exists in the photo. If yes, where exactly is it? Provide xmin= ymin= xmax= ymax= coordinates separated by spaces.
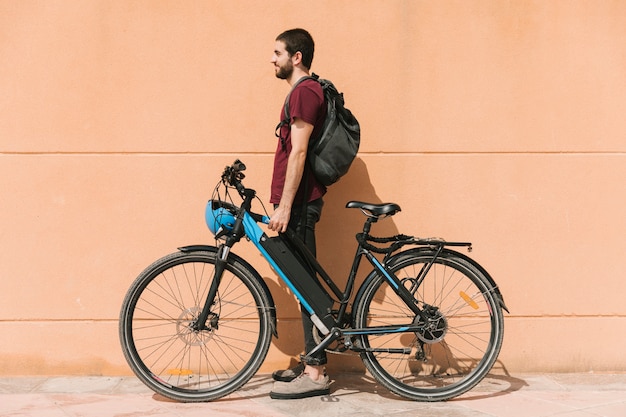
xmin=346 ymin=201 xmax=401 ymax=218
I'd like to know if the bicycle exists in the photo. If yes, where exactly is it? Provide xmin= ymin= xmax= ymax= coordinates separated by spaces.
xmin=119 ymin=159 xmax=508 ymax=402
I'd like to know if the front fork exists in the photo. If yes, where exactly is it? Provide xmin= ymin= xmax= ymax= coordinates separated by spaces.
xmin=192 ymin=191 xmax=251 ymax=332
xmin=192 ymin=244 xmax=230 ymax=331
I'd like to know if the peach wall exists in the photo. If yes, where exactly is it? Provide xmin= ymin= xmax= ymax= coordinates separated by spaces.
xmin=1 ymin=1 xmax=625 ymax=375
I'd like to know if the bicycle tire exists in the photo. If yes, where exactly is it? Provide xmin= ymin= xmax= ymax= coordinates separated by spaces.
xmin=353 ymin=248 xmax=504 ymax=401
xmin=119 ymin=250 xmax=273 ymax=402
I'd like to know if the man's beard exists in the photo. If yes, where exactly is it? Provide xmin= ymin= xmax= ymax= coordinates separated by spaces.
xmin=275 ymin=61 xmax=294 ymax=80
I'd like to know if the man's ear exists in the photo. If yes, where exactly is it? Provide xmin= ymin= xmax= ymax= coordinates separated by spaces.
xmin=292 ymin=51 xmax=303 ymax=66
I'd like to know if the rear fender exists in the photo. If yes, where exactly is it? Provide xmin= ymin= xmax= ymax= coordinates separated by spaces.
xmin=354 ymin=247 xmax=508 ymax=315
xmin=439 ymin=247 xmax=509 ymax=313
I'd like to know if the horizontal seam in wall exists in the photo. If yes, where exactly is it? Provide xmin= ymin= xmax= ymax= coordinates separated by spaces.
xmin=500 ymin=315 xmax=626 ymax=319
xmin=1 ymin=151 xmax=625 ymax=156
xmin=2 ymin=315 xmax=626 ymax=323
xmin=0 ymin=319 xmax=120 ymax=323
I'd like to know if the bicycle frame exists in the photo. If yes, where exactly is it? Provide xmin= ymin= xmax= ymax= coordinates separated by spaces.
xmin=195 ymin=161 xmax=508 ymax=364
xmin=199 ymin=190 xmax=438 ymax=355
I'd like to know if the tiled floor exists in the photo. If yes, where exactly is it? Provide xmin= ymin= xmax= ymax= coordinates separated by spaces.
xmin=1 ymin=373 xmax=625 ymax=417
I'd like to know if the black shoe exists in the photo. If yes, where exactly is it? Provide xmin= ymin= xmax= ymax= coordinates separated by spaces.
xmin=271 ymin=362 xmax=305 ymax=382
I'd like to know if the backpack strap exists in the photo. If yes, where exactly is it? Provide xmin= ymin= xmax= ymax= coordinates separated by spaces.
xmin=275 ymin=75 xmax=319 ymax=151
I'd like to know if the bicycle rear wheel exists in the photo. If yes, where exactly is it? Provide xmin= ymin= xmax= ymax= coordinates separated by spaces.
xmin=119 ymin=250 xmax=273 ymax=402
xmin=354 ymin=248 xmax=504 ymax=401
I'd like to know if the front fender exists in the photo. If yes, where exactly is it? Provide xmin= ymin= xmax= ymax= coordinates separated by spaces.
xmin=178 ymin=245 xmax=278 ymax=337
xmin=179 ymin=244 xmax=219 ymax=254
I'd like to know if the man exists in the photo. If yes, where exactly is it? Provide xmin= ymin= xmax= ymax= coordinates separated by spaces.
xmin=267 ymin=28 xmax=330 ymax=399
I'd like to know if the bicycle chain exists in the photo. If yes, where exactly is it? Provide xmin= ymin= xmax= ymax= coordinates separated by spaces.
xmin=313 ymin=330 xmax=424 ymax=361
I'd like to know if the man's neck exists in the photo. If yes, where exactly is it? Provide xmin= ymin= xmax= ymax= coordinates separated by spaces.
xmin=287 ymin=68 xmax=310 ymax=87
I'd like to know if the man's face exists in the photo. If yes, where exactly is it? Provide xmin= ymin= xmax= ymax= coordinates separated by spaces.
xmin=272 ymin=40 xmax=293 ymax=80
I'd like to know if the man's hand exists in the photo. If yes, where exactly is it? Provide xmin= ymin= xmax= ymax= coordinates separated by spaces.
xmin=268 ymin=205 xmax=291 ymax=233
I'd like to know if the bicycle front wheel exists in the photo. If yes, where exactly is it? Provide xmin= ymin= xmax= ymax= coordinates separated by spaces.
xmin=354 ymin=248 xmax=504 ymax=401
xmin=119 ymin=250 xmax=273 ymax=402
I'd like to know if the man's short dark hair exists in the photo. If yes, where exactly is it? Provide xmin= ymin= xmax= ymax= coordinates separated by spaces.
xmin=276 ymin=28 xmax=315 ymax=69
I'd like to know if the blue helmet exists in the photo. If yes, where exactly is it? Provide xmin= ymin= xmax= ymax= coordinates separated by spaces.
xmin=205 ymin=202 xmax=236 ymax=237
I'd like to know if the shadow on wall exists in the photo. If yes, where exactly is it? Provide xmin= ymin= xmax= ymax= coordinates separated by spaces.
xmin=266 ymin=158 xmax=401 ymax=372
xmin=317 ymin=158 xmax=400 ymax=284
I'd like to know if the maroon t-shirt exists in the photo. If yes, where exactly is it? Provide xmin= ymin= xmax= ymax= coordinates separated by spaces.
xmin=270 ymin=78 xmax=327 ymax=205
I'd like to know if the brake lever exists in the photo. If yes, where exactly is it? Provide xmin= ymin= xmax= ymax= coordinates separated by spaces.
xmin=232 ymin=159 xmax=246 ymax=172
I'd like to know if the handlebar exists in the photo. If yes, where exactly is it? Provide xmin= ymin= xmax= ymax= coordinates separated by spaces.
xmin=221 ymin=159 xmax=247 ymax=193
xmin=218 ymin=160 xmax=270 ymax=225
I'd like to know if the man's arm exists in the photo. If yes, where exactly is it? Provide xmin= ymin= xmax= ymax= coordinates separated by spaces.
xmin=268 ymin=117 xmax=314 ymax=233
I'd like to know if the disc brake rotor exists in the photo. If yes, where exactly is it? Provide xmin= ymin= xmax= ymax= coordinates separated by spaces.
xmin=176 ymin=307 xmax=216 ymax=346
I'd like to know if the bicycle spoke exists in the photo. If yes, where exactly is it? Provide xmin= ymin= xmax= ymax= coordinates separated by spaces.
xmin=120 ymin=251 xmax=273 ymax=402
xmin=355 ymin=249 xmax=504 ymax=401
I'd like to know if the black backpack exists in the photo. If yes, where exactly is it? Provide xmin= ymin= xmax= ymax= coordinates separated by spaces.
xmin=278 ymin=73 xmax=360 ymax=186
